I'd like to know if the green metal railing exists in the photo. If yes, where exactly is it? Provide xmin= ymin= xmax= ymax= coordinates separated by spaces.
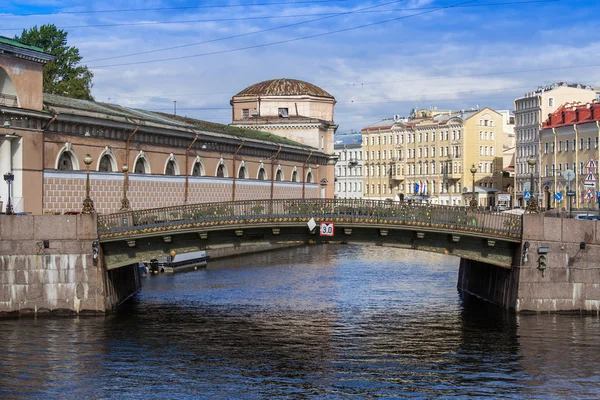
xmin=97 ymin=198 xmax=523 ymax=240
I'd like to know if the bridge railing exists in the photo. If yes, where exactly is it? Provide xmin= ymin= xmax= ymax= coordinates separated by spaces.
xmin=97 ymin=199 xmax=522 ymax=239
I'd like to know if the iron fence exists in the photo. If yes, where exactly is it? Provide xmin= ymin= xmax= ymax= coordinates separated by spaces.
xmin=97 ymin=198 xmax=522 ymax=240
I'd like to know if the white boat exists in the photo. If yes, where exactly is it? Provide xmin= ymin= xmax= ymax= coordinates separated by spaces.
xmin=152 ymin=251 xmax=209 ymax=274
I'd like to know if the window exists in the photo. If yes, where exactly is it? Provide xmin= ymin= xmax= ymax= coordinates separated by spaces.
xmin=551 ymin=142 xmax=555 ymax=153
xmin=383 ymin=136 xmax=387 ymax=145
xmin=558 ymin=141 xmax=562 ymax=152
xmin=491 ymin=147 xmax=494 ymax=156
xmin=242 ymin=109 xmax=249 ymax=119
xmin=544 ymin=143 xmax=548 ymax=154
xmin=431 ymin=147 xmax=435 ymax=157
xmin=217 ymin=164 xmax=225 ymax=178
xmin=549 ymin=98 xmax=554 ymax=107
xmin=192 ymin=162 xmax=203 ymax=176
xmin=490 ymin=132 xmax=494 ymax=141
xmin=165 ymin=160 xmax=176 ymax=175
xmin=580 ymin=138 xmax=584 ymax=150
xmin=596 ymin=137 xmax=599 ymax=149
xmin=565 ymin=140 xmax=569 ymax=152
xmin=258 ymin=168 xmax=267 ymax=180
xmin=99 ymin=154 xmax=113 ymax=172
xmin=588 ymin=137 xmax=591 ymax=150
xmin=134 ymin=157 xmax=147 ymax=174
xmin=58 ymin=152 xmax=74 ymax=171
xmin=278 ymin=108 xmax=289 ymax=117
xmin=545 ymin=165 xmax=549 ymax=177
xmin=306 ymin=171 xmax=313 ymax=183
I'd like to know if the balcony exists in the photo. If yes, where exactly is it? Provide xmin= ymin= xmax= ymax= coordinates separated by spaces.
xmin=347 ymin=157 xmax=359 ymax=167
xmin=0 ymin=93 xmax=18 ymax=107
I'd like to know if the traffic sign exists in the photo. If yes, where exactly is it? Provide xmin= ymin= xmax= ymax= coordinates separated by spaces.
xmin=584 ymin=171 xmax=598 ymax=182
xmin=523 ymin=182 xmax=531 ymax=192
xmin=563 ymin=169 xmax=575 ymax=182
xmin=320 ymin=222 xmax=334 ymax=236
xmin=554 ymin=192 xmax=563 ymax=201
xmin=597 ymin=191 xmax=600 ymax=197
xmin=567 ymin=191 xmax=576 ymax=197
xmin=584 ymin=182 xmax=597 ymax=188
xmin=585 ymin=157 xmax=598 ymax=170
xmin=524 ymin=191 xmax=531 ymax=201
xmin=583 ymin=188 xmax=595 ymax=200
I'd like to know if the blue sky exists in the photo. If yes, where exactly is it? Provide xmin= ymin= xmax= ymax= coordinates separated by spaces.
xmin=2 ymin=0 xmax=599 ymax=133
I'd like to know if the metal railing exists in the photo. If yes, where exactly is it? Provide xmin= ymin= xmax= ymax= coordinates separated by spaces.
xmin=97 ymin=198 xmax=523 ymax=240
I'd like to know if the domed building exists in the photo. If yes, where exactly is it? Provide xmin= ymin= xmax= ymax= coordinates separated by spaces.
xmin=230 ymin=78 xmax=338 ymax=154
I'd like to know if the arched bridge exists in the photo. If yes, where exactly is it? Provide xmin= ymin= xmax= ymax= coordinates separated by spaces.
xmin=97 ymin=199 xmax=523 ymax=270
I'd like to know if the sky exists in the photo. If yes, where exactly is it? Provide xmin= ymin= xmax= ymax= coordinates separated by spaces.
xmin=1 ymin=0 xmax=599 ymax=134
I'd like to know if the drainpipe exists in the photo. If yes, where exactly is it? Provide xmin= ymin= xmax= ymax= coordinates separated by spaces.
xmin=270 ymin=145 xmax=282 ymax=201
xmin=231 ymin=141 xmax=244 ymax=202
xmin=553 ymin=127 xmax=557 ymax=209
xmin=302 ymin=151 xmax=313 ymax=199
xmin=41 ymin=113 xmax=59 ymax=214
xmin=184 ymin=133 xmax=199 ymax=204
xmin=575 ymin=123 xmax=579 ymax=208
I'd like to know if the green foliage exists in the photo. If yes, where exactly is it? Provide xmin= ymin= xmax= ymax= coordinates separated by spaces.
xmin=15 ymin=24 xmax=94 ymax=100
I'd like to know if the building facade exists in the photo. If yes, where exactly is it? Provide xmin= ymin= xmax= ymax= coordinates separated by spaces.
xmin=514 ymin=83 xmax=597 ymax=206
xmin=539 ymin=100 xmax=600 ymax=210
xmin=361 ymin=108 xmax=510 ymax=207
xmin=0 ymin=39 xmax=333 ymax=215
xmin=333 ymin=138 xmax=363 ymax=199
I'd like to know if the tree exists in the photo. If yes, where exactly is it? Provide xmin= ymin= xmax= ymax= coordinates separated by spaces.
xmin=15 ymin=24 xmax=94 ymax=100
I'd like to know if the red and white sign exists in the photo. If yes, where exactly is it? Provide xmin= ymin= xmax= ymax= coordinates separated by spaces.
xmin=583 ymin=187 xmax=595 ymax=200
xmin=584 ymin=171 xmax=598 ymax=183
xmin=585 ymin=157 xmax=598 ymax=171
xmin=320 ymin=222 xmax=335 ymax=236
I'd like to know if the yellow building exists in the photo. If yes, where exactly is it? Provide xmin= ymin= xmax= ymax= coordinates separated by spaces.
xmin=539 ymin=100 xmax=600 ymax=211
xmin=361 ymin=108 xmax=511 ymax=206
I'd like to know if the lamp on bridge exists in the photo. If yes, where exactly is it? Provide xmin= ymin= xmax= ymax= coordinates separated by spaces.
xmin=469 ymin=164 xmax=478 ymax=210
xmin=3 ymin=172 xmax=14 ymax=215
xmin=120 ymin=164 xmax=130 ymax=211
xmin=81 ymin=154 xmax=95 ymax=214
xmin=526 ymin=155 xmax=538 ymax=213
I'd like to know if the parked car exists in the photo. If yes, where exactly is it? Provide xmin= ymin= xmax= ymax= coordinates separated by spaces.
xmin=493 ymin=204 xmax=507 ymax=212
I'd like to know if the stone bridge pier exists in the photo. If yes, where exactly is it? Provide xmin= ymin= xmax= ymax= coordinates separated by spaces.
xmin=459 ymin=214 xmax=600 ymax=314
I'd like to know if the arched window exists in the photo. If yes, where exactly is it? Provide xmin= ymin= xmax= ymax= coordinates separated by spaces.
xmin=238 ymin=166 xmax=247 ymax=179
xmin=257 ymin=168 xmax=267 ymax=180
xmin=99 ymin=154 xmax=113 ymax=172
xmin=134 ymin=157 xmax=148 ymax=174
xmin=275 ymin=169 xmax=283 ymax=181
xmin=216 ymin=164 xmax=225 ymax=178
xmin=192 ymin=162 xmax=203 ymax=176
xmin=306 ymin=171 xmax=313 ymax=183
xmin=58 ymin=152 xmax=74 ymax=171
xmin=165 ymin=160 xmax=176 ymax=175
xmin=291 ymin=170 xmax=298 ymax=182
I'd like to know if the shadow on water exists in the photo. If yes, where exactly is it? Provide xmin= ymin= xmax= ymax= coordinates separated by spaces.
xmin=0 ymin=245 xmax=599 ymax=399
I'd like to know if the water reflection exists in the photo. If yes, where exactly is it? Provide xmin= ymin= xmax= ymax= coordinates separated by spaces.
xmin=0 ymin=246 xmax=598 ymax=399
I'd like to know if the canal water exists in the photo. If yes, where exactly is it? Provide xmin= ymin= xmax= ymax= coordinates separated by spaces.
xmin=1 ymin=245 xmax=599 ymax=399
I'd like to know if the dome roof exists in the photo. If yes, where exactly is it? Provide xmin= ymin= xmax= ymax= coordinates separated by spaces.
xmin=235 ymin=78 xmax=333 ymax=99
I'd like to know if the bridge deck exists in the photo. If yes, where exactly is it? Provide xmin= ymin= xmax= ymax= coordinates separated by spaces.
xmin=97 ymin=199 xmax=522 ymax=242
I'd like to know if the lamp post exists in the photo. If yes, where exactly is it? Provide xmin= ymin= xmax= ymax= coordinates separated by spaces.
xmin=81 ymin=154 xmax=95 ymax=214
xmin=469 ymin=164 xmax=478 ymax=210
xmin=526 ymin=154 xmax=538 ymax=213
xmin=120 ymin=164 xmax=130 ymax=211
xmin=3 ymin=172 xmax=13 ymax=215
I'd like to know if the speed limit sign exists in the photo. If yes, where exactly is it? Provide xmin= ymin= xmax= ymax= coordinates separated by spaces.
xmin=320 ymin=222 xmax=334 ymax=236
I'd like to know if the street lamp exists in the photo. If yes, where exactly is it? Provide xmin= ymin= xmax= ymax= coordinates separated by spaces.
xmin=81 ymin=154 xmax=95 ymax=214
xmin=526 ymin=154 xmax=538 ymax=213
xmin=3 ymin=172 xmax=14 ymax=215
xmin=120 ymin=164 xmax=130 ymax=211
xmin=469 ymin=164 xmax=478 ymax=210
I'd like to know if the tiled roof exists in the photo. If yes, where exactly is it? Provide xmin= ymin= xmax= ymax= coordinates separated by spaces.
xmin=235 ymin=78 xmax=334 ymax=99
xmin=542 ymin=101 xmax=600 ymax=129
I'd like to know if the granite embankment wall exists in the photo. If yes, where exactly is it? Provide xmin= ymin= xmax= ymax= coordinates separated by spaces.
xmin=459 ymin=214 xmax=600 ymax=314
xmin=0 ymin=215 xmax=139 ymax=316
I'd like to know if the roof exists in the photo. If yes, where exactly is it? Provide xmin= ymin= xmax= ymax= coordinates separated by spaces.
xmin=361 ymin=118 xmax=395 ymax=132
xmin=541 ymin=101 xmax=600 ymax=130
xmin=42 ymin=93 xmax=311 ymax=148
xmin=234 ymin=78 xmax=334 ymax=99
xmin=0 ymin=36 xmax=46 ymax=53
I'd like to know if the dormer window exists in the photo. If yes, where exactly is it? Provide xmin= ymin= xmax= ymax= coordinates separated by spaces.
xmin=278 ymin=108 xmax=289 ymax=118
